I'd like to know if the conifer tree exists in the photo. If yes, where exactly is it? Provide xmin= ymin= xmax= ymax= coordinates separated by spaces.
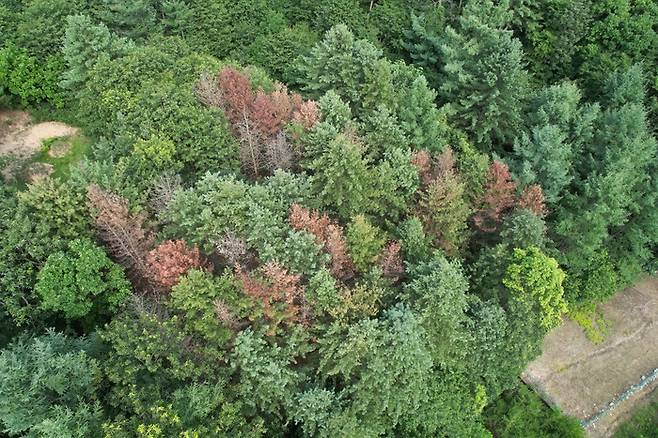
xmin=438 ymin=0 xmax=528 ymax=148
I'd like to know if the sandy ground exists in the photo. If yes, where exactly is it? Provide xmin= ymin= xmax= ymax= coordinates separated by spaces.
xmin=0 ymin=110 xmax=78 ymax=157
xmin=523 ymin=277 xmax=658 ymax=437
xmin=0 ymin=110 xmax=78 ymax=181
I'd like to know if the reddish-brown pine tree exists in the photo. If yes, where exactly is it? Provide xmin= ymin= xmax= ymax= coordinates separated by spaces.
xmin=518 ymin=184 xmax=548 ymax=217
xmin=379 ymin=241 xmax=404 ymax=281
xmin=147 ymin=240 xmax=205 ymax=290
xmin=250 ymin=91 xmax=281 ymax=137
xmin=411 ymin=149 xmax=434 ymax=186
xmin=217 ymin=67 xmax=254 ymax=126
xmin=288 ymin=204 xmax=354 ymax=280
xmin=235 ymin=262 xmax=306 ymax=325
xmin=289 ymin=203 xmax=331 ymax=241
xmin=292 ymin=99 xmax=320 ymax=130
xmin=86 ymin=184 xmax=154 ymax=281
xmin=324 ymin=224 xmax=355 ymax=280
xmin=473 ymin=160 xmax=517 ymax=233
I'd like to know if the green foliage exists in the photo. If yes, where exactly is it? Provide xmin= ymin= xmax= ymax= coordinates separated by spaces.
xmin=61 ymin=14 xmax=134 ymax=91
xmin=417 ymin=168 xmax=471 ymax=256
xmin=79 ymin=41 xmax=234 ymax=176
xmin=101 ymin=309 xmax=219 ymax=413
xmin=397 ymin=216 xmax=432 ymax=265
xmin=168 ymin=269 xmax=247 ymax=345
xmin=306 ymin=268 xmax=341 ymax=315
xmin=241 ymin=23 xmax=319 ymax=84
xmin=0 ymin=5 xmax=19 ymax=48
xmin=0 ymin=178 xmax=91 ymax=325
xmin=510 ymin=0 xmax=591 ymax=83
xmin=309 ymin=133 xmax=374 ymax=220
xmin=503 ymin=247 xmax=567 ymax=331
xmin=553 ymin=65 xmax=658 ymax=281
xmin=576 ymin=0 xmax=658 ymax=94
xmin=35 ymin=238 xmax=131 ymax=319
xmin=317 ymin=305 xmax=434 ymax=437
xmin=230 ymin=329 xmax=301 ymax=417
xmin=3 ymin=1 xmax=658 ymax=435
xmin=563 ymin=251 xmax=618 ymax=304
xmin=299 ymin=25 xmax=443 ymax=151
xmin=511 ymin=81 xmax=598 ymax=204
xmin=437 ymin=0 xmax=528 ymax=148
xmin=0 ymin=332 xmax=103 ymax=437
xmin=499 ymin=210 xmax=548 ymax=251
xmin=103 ymin=381 xmax=266 ymax=437
xmin=15 ymin=0 xmax=82 ymax=58
xmin=96 ymin=0 xmax=159 ymax=40
xmin=346 ymin=215 xmax=386 ymax=272
xmin=120 ymin=135 xmax=183 ymax=189
xmin=484 ymin=385 xmax=585 ymax=438
xmin=613 ymin=396 xmax=658 ymax=438
xmin=299 ymin=24 xmax=382 ymax=105
xmin=404 ymin=253 xmax=470 ymax=366
xmin=0 ymin=46 xmax=65 ymax=107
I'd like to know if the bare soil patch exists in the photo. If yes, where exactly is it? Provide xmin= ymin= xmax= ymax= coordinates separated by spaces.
xmin=522 ymin=277 xmax=658 ymax=437
xmin=0 ymin=109 xmax=78 ymax=157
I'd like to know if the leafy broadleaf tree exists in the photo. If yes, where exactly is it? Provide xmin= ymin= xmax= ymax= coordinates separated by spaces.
xmin=35 ymin=238 xmax=132 ymax=320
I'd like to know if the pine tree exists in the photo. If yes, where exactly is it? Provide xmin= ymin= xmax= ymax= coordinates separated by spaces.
xmin=438 ymin=0 xmax=528 ymax=148
xmin=473 ymin=160 xmax=517 ymax=233
xmin=308 ymin=133 xmax=374 ymax=220
xmin=61 ymin=14 xmax=133 ymax=90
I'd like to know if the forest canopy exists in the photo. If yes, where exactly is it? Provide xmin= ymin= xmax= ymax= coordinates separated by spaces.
xmin=1 ymin=0 xmax=656 ymax=437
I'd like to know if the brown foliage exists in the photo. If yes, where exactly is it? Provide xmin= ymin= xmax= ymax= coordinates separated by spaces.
xmin=251 ymin=84 xmax=294 ymax=136
xmin=236 ymin=117 xmax=264 ymax=178
xmin=411 ymin=149 xmax=433 ymax=186
xmin=289 ymin=203 xmax=331 ymax=240
xmin=213 ymin=298 xmax=240 ymax=329
xmin=379 ymin=241 xmax=404 ymax=281
xmin=147 ymin=240 xmax=205 ymax=290
xmin=413 ymin=148 xmax=471 ymax=255
xmin=518 ymin=184 xmax=548 ymax=217
xmin=199 ymin=67 xmax=319 ymax=178
xmin=86 ymin=184 xmax=154 ymax=281
xmin=288 ymin=203 xmax=354 ymax=280
xmin=473 ymin=160 xmax=517 ymax=233
xmin=292 ymin=99 xmax=320 ymax=130
xmin=235 ymin=262 xmax=306 ymax=325
xmin=435 ymin=148 xmax=456 ymax=177
xmin=194 ymin=72 xmax=223 ymax=108
xmin=217 ymin=67 xmax=254 ymax=125
xmin=412 ymin=148 xmax=456 ymax=186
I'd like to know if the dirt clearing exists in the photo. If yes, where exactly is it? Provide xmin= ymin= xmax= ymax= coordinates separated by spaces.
xmin=523 ymin=277 xmax=658 ymax=437
xmin=0 ymin=109 xmax=79 ymax=157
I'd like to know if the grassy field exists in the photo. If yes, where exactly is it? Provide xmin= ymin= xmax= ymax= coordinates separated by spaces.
xmin=613 ymin=388 xmax=658 ymax=438
xmin=34 ymin=133 xmax=91 ymax=179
